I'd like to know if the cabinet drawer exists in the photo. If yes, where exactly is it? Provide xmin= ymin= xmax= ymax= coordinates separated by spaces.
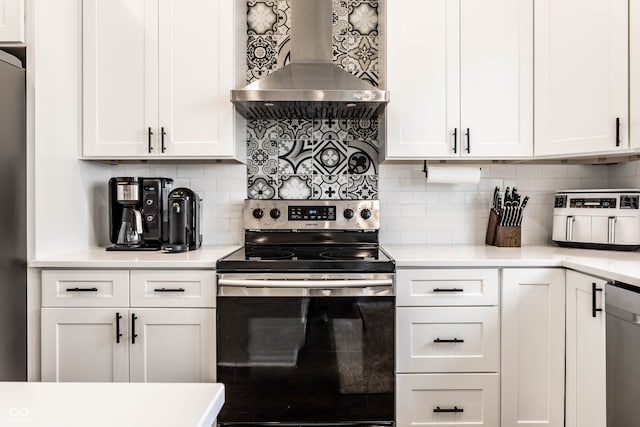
xmin=130 ymin=270 xmax=215 ymax=308
xmin=397 ymin=373 xmax=499 ymax=427
xmin=396 ymin=269 xmax=498 ymax=306
xmin=396 ymin=307 xmax=499 ymax=373
xmin=42 ymin=270 xmax=129 ymax=307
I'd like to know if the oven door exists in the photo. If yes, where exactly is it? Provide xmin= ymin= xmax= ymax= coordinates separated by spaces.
xmin=216 ymin=274 xmax=395 ymax=427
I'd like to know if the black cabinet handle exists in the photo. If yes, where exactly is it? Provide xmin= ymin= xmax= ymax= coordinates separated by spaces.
xmin=148 ymin=127 xmax=154 ymax=153
xmin=115 ymin=312 xmax=123 ymax=344
xmin=161 ymin=127 xmax=166 ymax=153
xmin=434 ymin=406 xmax=464 ymax=413
xmin=465 ymin=128 xmax=471 ymax=153
xmin=153 ymin=287 xmax=185 ymax=293
xmin=453 ymin=128 xmax=458 ymax=153
xmin=592 ymin=282 xmax=603 ymax=317
xmin=433 ymin=288 xmax=464 ymax=293
xmin=131 ymin=313 xmax=138 ymax=344
xmin=65 ymin=287 xmax=98 ymax=292
xmin=434 ymin=338 xmax=464 ymax=343
xmin=616 ymin=117 xmax=620 ymax=147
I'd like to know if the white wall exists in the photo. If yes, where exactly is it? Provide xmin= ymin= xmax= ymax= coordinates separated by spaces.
xmin=33 ymin=0 xmax=112 ymax=258
xmin=609 ymin=159 xmax=640 ymax=188
xmin=378 ymin=162 xmax=610 ymax=245
xmin=108 ymin=162 xmax=245 ymax=246
xmin=110 ymin=161 xmax=611 ymax=247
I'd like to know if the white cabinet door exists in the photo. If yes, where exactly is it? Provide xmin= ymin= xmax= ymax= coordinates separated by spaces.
xmin=459 ymin=0 xmax=532 ymax=158
xmin=565 ymin=271 xmax=607 ymax=427
xmin=0 ymin=0 xmax=23 ymax=42
xmin=83 ymin=0 xmax=243 ymax=159
xmin=129 ymin=308 xmax=215 ymax=382
xmin=385 ymin=0 xmax=459 ymax=159
xmin=501 ymin=268 xmax=565 ymax=427
xmin=534 ymin=0 xmax=628 ymax=157
xmin=158 ymin=0 xmax=238 ymax=158
xmin=385 ymin=0 xmax=532 ymax=159
xmin=41 ymin=308 xmax=129 ymax=382
xmin=631 ymin=0 xmax=640 ymax=150
xmin=83 ymin=0 xmax=159 ymax=157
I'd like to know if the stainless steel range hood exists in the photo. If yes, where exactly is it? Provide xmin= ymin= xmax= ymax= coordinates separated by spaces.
xmin=231 ymin=0 xmax=389 ymax=120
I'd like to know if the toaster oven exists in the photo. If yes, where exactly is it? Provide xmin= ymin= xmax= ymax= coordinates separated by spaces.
xmin=552 ymin=189 xmax=640 ymax=250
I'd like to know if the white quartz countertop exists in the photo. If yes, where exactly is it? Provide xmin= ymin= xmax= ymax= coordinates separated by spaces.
xmin=29 ymin=245 xmax=241 ymax=269
xmin=29 ymin=243 xmax=640 ymax=287
xmin=0 ymin=382 xmax=224 ymax=427
xmin=383 ymin=244 xmax=640 ymax=287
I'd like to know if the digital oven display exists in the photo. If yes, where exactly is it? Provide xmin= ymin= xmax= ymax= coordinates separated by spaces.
xmin=289 ymin=206 xmax=336 ymax=221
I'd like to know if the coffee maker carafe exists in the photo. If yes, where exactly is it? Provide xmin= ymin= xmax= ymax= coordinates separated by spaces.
xmin=162 ymin=188 xmax=202 ymax=253
xmin=107 ymin=177 xmax=173 ymax=251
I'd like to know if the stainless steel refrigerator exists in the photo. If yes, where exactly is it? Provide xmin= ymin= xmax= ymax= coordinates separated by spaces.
xmin=0 ymin=49 xmax=26 ymax=380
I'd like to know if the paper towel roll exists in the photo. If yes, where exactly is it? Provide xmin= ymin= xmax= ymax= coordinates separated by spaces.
xmin=425 ymin=165 xmax=481 ymax=184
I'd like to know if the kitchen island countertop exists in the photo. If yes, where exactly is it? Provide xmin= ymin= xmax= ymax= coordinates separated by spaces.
xmin=0 ymin=381 xmax=224 ymax=427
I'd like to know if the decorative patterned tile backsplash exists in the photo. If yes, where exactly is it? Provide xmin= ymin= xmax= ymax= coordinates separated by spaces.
xmin=245 ymin=0 xmax=381 ymax=200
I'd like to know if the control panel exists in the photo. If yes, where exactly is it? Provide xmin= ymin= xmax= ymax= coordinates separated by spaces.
xmin=244 ymin=199 xmax=380 ymax=230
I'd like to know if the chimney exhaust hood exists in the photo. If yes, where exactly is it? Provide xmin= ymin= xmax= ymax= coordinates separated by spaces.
xmin=231 ymin=0 xmax=389 ymax=120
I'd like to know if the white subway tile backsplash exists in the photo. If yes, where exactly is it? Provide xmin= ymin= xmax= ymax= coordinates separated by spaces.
xmin=101 ymin=158 xmax=633 ymax=248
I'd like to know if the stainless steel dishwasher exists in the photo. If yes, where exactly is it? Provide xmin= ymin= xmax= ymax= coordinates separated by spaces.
xmin=606 ymin=281 xmax=640 ymax=426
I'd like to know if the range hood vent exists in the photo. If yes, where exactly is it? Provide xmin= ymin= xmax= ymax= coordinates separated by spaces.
xmin=232 ymin=0 xmax=389 ymax=120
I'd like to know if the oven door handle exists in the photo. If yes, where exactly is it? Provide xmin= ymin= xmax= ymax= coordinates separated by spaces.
xmin=218 ymin=278 xmax=393 ymax=288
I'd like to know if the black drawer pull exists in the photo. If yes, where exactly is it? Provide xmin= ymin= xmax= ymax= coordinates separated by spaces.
xmin=115 ymin=312 xmax=122 ymax=344
xmin=453 ymin=128 xmax=458 ymax=153
xmin=132 ymin=313 xmax=138 ymax=344
xmin=153 ymin=287 xmax=186 ymax=293
xmin=592 ymin=282 xmax=603 ymax=318
xmin=433 ymin=288 xmax=464 ymax=293
xmin=66 ymin=287 xmax=98 ymax=292
xmin=434 ymin=338 xmax=464 ymax=343
xmin=148 ymin=127 xmax=154 ymax=153
xmin=434 ymin=406 xmax=464 ymax=413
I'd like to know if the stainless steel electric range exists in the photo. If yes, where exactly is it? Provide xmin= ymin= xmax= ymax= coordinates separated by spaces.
xmin=216 ymin=199 xmax=395 ymax=427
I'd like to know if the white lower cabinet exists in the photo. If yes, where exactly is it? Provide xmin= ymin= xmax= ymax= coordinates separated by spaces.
xmin=565 ymin=270 xmax=607 ymax=427
xmin=396 ymin=374 xmax=499 ymax=427
xmin=41 ymin=308 xmax=130 ymax=382
xmin=501 ymin=268 xmax=565 ymax=427
xmin=396 ymin=268 xmax=500 ymax=427
xmin=129 ymin=308 xmax=214 ymax=383
xmin=41 ymin=269 xmax=215 ymax=383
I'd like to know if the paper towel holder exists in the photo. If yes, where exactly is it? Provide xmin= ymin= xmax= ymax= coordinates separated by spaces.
xmin=422 ymin=160 xmax=482 ymax=184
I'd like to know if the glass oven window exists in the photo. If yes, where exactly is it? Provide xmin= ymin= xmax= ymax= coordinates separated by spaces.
xmin=217 ymin=296 xmax=395 ymax=425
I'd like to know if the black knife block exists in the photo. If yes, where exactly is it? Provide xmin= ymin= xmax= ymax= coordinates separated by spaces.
xmin=486 ymin=210 xmax=521 ymax=247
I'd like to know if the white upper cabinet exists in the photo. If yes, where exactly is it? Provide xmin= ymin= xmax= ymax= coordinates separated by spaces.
xmin=631 ymin=0 xmax=640 ymax=150
xmin=82 ymin=0 xmax=244 ymax=160
xmin=0 ymin=0 xmax=24 ymax=42
xmin=534 ymin=0 xmax=629 ymax=157
xmin=385 ymin=0 xmax=533 ymax=159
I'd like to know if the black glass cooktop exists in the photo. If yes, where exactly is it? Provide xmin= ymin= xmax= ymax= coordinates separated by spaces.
xmin=216 ymin=244 xmax=395 ymax=273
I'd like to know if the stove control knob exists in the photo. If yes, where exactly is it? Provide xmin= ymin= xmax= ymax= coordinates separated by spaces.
xmin=360 ymin=208 xmax=372 ymax=220
xmin=270 ymin=208 xmax=281 ymax=219
xmin=343 ymin=208 xmax=355 ymax=219
xmin=252 ymin=208 xmax=264 ymax=219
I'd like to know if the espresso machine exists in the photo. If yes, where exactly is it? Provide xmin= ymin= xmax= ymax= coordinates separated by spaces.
xmin=108 ymin=177 xmax=173 ymax=250
xmin=163 ymin=187 xmax=202 ymax=253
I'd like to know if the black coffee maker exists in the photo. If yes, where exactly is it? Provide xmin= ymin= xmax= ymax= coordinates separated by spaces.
xmin=162 ymin=188 xmax=202 ymax=253
xmin=108 ymin=177 xmax=174 ymax=251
